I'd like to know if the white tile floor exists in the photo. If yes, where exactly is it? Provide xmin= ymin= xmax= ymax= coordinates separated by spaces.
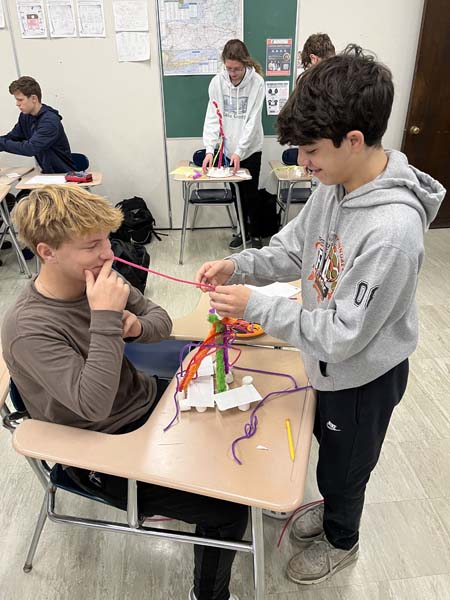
xmin=1 ymin=227 xmax=450 ymax=600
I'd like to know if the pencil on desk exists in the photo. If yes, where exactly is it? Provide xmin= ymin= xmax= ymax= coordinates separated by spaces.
xmin=285 ymin=418 xmax=295 ymax=461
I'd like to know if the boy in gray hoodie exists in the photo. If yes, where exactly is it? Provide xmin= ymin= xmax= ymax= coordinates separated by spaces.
xmin=196 ymin=45 xmax=446 ymax=585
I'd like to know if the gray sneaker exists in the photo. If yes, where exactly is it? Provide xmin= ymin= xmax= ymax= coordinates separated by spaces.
xmin=290 ymin=502 xmax=324 ymax=542
xmin=287 ymin=536 xmax=359 ymax=585
xmin=189 ymin=587 xmax=239 ymax=600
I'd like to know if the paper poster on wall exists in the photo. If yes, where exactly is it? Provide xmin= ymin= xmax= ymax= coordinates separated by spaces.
xmin=0 ymin=1 xmax=5 ymax=28
xmin=76 ymin=0 xmax=105 ymax=37
xmin=158 ymin=0 xmax=243 ymax=76
xmin=265 ymin=81 xmax=290 ymax=116
xmin=116 ymin=31 xmax=150 ymax=62
xmin=16 ymin=1 xmax=48 ymax=37
xmin=47 ymin=0 xmax=77 ymax=37
xmin=266 ymin=39 xmax=292 ymax=76
xmin=113 ymin=0 xmax=148 ymax=32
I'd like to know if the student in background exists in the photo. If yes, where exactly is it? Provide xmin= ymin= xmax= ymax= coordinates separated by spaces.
xmin=202 ymin=39 xmax=265 ymax=250
xmin=1 ymin=185 xmax=247 ymax=600
xmin=300 ymin=33 xmax=336 ymax=71
xmin=196 ymin=45 xmax=445 ymax=585
xmin=0 ymin=76 xmax=74 ymax=174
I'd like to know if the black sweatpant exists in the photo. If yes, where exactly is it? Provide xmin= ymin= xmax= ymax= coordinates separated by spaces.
xmin=313 ymin=359 xmax=409 ymax=550
xmin=234 ymin=151 xmax=262 ymax=237
xmin=68 ymin=378 xmax=248 ymax=600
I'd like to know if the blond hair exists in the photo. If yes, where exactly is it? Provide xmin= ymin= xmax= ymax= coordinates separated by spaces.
xmin=12 ymin=185 xmax=123 ymax=253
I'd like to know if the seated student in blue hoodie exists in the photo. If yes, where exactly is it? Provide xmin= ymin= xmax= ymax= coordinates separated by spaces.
xmin=0 ymin=76 xmax=74 ymax=174
xmin=196 ymin=45 xmax=446 ymax=586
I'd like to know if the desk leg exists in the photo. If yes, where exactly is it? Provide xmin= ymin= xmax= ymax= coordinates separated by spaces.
xmin=0 ymin=200 xmax=32 ymax=278
xmin=251 ymin=506 xmax=265 ymax=600
xmin=232 ymin=183 xmax=247 ymax=249
xmin=179 ymin=181 xmax=191 ymax=265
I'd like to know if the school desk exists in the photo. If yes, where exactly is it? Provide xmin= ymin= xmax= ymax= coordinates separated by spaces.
xmin=171 ymin=284 xmax=301 ymax=348
xmin=173 ymin=161 xmax=251 ymax=264
xmin=11 ymin=344 xmax=315 ymax=600
xmin=15 ymin=169 xmax=103 ymax=189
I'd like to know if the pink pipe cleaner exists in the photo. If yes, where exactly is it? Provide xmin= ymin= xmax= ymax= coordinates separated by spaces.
xmin=113 ymin=256 xmax=215 ymax=291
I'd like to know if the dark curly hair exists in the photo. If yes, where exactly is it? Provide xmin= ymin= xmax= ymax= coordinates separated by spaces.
xmin=278 ymin=44 xmax=394 ymax=148
xmin=301 ymin=33 xmax=335 ymax=68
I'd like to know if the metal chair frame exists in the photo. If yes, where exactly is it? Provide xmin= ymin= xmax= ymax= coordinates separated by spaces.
xmin=1 ymin=384 xmax=266 ymax=599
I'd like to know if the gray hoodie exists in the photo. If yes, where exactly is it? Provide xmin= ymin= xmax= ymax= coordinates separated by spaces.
xmin=228 ymin=150 xmax=446 ymax=391
xmin=203 ymin=66 xmax=265 ymax=161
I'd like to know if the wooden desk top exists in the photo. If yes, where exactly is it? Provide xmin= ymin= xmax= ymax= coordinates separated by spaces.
xmin=269 ymin=160 xmax=312 ymax=182
xmin=13 ymin=346 xmax=315 ymax=511
xmin=171 ymin=285 xmax=300 ymax=348
xmin=173 ymin=160 xmax=251 ymax=183
xmin=0 ymin=165 xmax=34 ymax=186
xmin=0 ymin=185 xmax=11 ymax=203
xmin=15 ymin=168 xmax=103 ymax=189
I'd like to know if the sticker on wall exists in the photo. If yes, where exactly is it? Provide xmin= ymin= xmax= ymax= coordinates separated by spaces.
xmin=266 ymin=38 xmax=292 ymax=76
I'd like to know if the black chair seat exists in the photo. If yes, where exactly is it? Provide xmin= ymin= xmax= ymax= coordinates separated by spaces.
xmin=189 ymin=188 xmax=233 ymax=204
xmin=279 ymin=187 xmax=311 ymax=203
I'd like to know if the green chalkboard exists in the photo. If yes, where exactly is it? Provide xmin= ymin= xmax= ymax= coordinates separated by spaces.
xmin=161 ymin=0 xmax=298 ymax=138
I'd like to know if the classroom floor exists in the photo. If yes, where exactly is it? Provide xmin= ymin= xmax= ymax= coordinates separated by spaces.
xmin=1 ymin=227 xmax=450 ymax=600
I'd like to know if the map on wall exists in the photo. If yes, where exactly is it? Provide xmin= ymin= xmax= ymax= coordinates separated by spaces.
xmin=158 ymin=0 xmax=243 ymax=76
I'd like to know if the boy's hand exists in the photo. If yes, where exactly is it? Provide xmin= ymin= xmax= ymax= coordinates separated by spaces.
xmin=196 ymin=259 xmax=235 ymax=290
xmin=85 ymin=260 xmax=130 ymax=312
xmin=230 ymin=153 xmax=240 ymax=175
xmin=122 ymin=310 xmax=142 ymax=338
xmin=202 ymin=153 xmax=213 ymax=174
xmin=209 ymin=285 xmax=251 ymax=318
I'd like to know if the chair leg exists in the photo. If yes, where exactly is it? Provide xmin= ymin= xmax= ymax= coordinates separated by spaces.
xmin=283 ymin=183 xmax=296 ymax=227
xmin=191 ymin=205 xmax=200 ymax=230
xmin=23 ymin=494 xmax=48 ymax=573
xmin=179 ymin=183 xmax=191 ymax=265
xmin=232 ymin=184 xmax=247 ymax=249
xmin=226 ymin=205 xmax=235 ymax=229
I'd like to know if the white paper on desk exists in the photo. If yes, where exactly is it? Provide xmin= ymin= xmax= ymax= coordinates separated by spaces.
xmin=187 ymin=376 xmax=215 ymax=408
xmin=214 ymin=384 xmax=262 ymax=411
xmin=113 ymin=0 xmax=148 ymax=31
xmin=27 ymin=175 xmax=67 ymax=184
xmin=235 ymin=169 xmax=251 ymax=179
xmin=47 ymin=0 xmax=77 ymax=37
xmin=77 ymin=0 xmax=105 ymax=37
xmin=16 ymin=1 xmax=48 ymax=38
xmin=6 ymin=173 xmax=21 ymax=178
xmin=0 ymin=1 xmax=5 ymax=29
xmin=115 ymin=31 xmax=150 ymax=62
xmin=246 ymin=282 xmax=300 ymax=298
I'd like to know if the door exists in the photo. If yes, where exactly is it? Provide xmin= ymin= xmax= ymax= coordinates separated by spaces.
xmin=402 ymin=0 xmax=450 ymax=227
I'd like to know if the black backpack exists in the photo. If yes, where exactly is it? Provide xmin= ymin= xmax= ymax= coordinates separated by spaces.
xmin=250 ymin=189 xmax=281 ymax=238
xmin=113 ymin=197 xmax=162 ymax=244
xmin=111 ymin=238 xmax=150 ymax=294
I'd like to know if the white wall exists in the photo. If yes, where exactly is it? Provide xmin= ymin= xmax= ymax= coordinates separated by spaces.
xmin=296 ymin=0 xmax=425 ymax=149
xmin=1 ymin=0 xmax=424 ymax=230
xmin=0 ymin=0 xmax=170 ymax=227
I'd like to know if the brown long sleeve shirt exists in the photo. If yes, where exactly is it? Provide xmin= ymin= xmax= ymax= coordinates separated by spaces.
xmin=1 ymin=279 xmax=172 ymax=433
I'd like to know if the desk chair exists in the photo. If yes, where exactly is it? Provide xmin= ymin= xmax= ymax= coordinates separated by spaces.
xmin=277 ymin=148 xmax=312 ymax=227
xmin=179 ymin=150 xmax=239 ymax=264
xmin=2 ymin=341 xmax=251 ymax=580
xmin=70 ymin=153 xmax=90 ymax=171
